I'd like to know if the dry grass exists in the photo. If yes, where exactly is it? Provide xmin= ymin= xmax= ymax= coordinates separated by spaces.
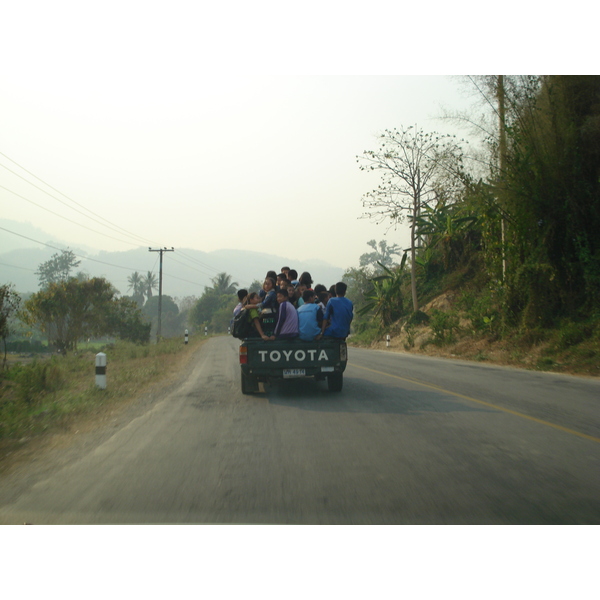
xmin=350 ymin=294 xmax=600 ymax=378
xmin=0 ymin=335 xmax=209 ymax=472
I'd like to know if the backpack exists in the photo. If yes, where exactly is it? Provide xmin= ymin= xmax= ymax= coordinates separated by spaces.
xmin=231 ymin=309 xmax=252 ymax=340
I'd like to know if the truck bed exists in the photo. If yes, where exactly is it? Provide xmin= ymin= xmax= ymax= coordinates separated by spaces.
xmin=239 ymin=337 xmax=348 ymax=393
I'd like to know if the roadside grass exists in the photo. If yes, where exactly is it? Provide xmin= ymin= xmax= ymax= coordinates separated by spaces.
xmin=0 ymin=335 xmax=208 ymax=456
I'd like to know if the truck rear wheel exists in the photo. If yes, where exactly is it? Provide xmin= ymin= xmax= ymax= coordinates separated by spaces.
xmin=327 ymin=372 xmax=343 ymax=392
xmin=241 ymin=372 xmax=259 ymax=395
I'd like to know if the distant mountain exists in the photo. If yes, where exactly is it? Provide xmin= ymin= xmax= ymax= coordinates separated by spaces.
xmin=0 ymin=219 xmax=96 ymax=255
xmin=0 ymin=243 xmax=345 ymax=299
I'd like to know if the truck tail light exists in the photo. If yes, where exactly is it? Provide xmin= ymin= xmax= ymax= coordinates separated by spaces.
xmin=239 ymin=345 xmax=248 ymax=364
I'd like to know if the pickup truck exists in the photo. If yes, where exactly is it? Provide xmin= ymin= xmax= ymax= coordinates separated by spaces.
xmin=239 ymin=337 xmax=348 ymax=394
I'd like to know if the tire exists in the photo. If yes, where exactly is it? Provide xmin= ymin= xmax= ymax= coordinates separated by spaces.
xmin=327 ymin=372 xmax=343 ymax=392
xmin=241 ymin=372 xmax=259 ymax=395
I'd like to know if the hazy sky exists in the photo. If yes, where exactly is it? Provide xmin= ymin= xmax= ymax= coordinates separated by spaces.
xmin=0 ymin=2 xmax=585 ymax=272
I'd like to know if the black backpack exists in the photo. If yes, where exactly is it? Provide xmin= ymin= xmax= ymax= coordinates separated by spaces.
xmin=231 ymin=309 xmax=252 ymax=340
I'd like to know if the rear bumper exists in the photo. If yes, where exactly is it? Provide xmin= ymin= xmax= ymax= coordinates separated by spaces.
xmin=241 ymin=363 xmax=346 ymax=381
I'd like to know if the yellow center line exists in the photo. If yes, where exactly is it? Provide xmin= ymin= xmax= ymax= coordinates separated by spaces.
xmin=349 ymin=362 xmax=600 ymax=444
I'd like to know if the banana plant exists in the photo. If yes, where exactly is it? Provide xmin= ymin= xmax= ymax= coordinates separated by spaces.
xmin=411 ymin=202 xmax=478 ymax=269
xmin=357 ymin=253 xmax=409 ymax=327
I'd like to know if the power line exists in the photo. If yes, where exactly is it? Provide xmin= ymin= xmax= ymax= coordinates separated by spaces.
xmin=0 ymin=151 xmax=159 ymax=247
xmin=1 ymin=183 xmax=144 ymax=248
xmin=0 ymin=261 xmax=36 ymax=272
xmin=0 ymin=150 xmax=240 ymax=280
xmin=0 ymin=225 xmax=149 ymax=274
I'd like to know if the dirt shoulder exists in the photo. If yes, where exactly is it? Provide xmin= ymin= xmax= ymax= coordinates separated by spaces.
xmin=0 ymin=336 xmax=210 ymax=478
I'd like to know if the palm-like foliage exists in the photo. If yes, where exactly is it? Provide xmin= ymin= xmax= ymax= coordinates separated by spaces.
xmin=412 ymin=202 xmax=478 ymax=269
xmin=142 ymin=271 xmax=159 ymax=300
xmin=207 ymin=272 xmax=238 ymax=296
xmin=127 ymin=271 xmax=144 ymax=295
xmin=357 ymin=254 xmax=409 ymax=327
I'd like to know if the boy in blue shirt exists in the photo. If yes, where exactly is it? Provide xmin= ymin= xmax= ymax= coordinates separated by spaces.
xmin=297 ymin=290 xmax=324 ymax=341
xmin=321 ymin=282 xmax=353 ymax=339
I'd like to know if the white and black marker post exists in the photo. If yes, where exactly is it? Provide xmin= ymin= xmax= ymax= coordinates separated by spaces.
xmin=95 ymin=352 xmax=107 ymax=389
xmin=386 ymin=334 xmax=391 ymax=347
xmin=184 ymin=329 xmax=189 ymax=344
xmin=204 ymin=326 xmax=208 ymax=336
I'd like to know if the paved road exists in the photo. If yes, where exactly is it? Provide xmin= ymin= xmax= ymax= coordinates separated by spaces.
xmin=0 ymin=336 xmax=598 ymax=524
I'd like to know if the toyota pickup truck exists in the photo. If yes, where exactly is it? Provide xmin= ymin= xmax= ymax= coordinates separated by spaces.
xmin=239 ymin=337 xmax=348 ymax=394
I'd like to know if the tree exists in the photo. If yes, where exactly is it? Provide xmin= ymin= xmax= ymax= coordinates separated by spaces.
xmin=35 ymin=249 xmax=81 ymax=288
xmin=22 ymin=277 xmax=149 ymax=351
xmin=207 ymin=272 xmax=238 ymax=296
xmin=248 ymin=279 xmax=263 ymax=294
xmin=107 ymin=297 xmax=151 ymax=344
xmin=127 ymin=271 xmax=145 ymax=306
xmin=142 ymin=295 xmax=183 ymax=339
xmin=142 ymin=271 xmax=159 ymax=301
xmin=359 ymin=239 xmax=403 ymax=272
xmin=357 ymin=255 xmax=409 ymax=328
xmin=412 ymin=201 xmax=479 ymax=270
xmin=358 ymin=127 xmax=465 ymax=312
xmin=0 ymin=284 xmax=21 ymax=369
xmin=142 ymin=295 xmax=179 ymax=320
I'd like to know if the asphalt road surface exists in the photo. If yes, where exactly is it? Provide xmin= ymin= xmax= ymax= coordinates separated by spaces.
xmin=0 ymin=336 xmax=598 ymax=524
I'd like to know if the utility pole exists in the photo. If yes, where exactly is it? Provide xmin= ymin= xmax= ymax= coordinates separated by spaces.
xmin=148 ymin=247 xmax=174 ymax=342
xmin=497 ymin=75 xmax=507 ymax=282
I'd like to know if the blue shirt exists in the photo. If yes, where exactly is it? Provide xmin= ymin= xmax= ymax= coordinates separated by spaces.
xmin=324 ymin=296 xmax=353 ymax=338
xmin=297 ymin=303 xmax=323 ymax=341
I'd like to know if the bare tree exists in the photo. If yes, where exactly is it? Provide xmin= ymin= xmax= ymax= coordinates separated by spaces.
xmin=358 ymin=126 xmax=464 ymax=312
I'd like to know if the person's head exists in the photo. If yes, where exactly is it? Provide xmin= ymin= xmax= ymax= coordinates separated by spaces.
xmin=335 ymin=282 xmax=348 ymax=297
xmin=247 ymin=292 xmax=260 ymax=305
xmin=287 ymin=285 xmax=296 ymax=299
xmin=302 ymin=289 xmax=316 ymax=303
xmin=288 ymin=269 xmax=298 ymax=281
xmin=329 ymin=284 xmax=337 ymax=297
xmin=299 ymin=272 xmax=313 ymax=287
xmin=266 ymin=270 xmax=277 ymax=280
xmin=297 ymin=284 xmax=307 ymax=296
xmin=263 ymin=277 xmax=276 ymax=292
xmin=314 ymin=284 xmax=326 ymax=295
xmin=276 ymin=289 xmax=289 ymax=304
xmin=237 ymin=289 xmax=248 ymax=302
xmin=276 ymin=273 xmax=287 ymax=285
xmin=281 ymin=266 xmax=290 ymax=276
xmin=318 ymin=291 xmax=329 ymax=306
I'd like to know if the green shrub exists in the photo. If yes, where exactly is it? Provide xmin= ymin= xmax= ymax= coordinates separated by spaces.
xmin=403 ymin=322 xmax=416 ymax=349
xmin=429 ymin=309 xmax=460 ymax=345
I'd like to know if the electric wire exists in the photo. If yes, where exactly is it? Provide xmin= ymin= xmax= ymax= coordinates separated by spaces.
xmin=1 ymin=227 xmax=209 ymax=295
xmin=1 ymin=183 xmax=144 ymax=248
xmin=0 ymin=260 xmax=36 ymax=272
xmin=0 ymin=226 xmax=149 ymax=274
xmin=0 ymin=151 xmax=159 ymax=247
xmin=1 ymin=151 xmax=247 ymax=285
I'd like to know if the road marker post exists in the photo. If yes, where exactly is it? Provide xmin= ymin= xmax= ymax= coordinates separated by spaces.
xmin=386 ymin=334 xmax=391 ymax=347
xmin=184 ymin=329 xmax=189 ymax=345
xmin=95 ymin=352 xmax=107 ymax=389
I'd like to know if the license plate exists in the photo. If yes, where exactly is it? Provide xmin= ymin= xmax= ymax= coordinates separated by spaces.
xmin=283 ymin=369 xmax=306 ymax=378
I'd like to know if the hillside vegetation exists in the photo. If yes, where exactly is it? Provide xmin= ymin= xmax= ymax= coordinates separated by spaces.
xmin=347 ymin=76 xmax=600 ymax=377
